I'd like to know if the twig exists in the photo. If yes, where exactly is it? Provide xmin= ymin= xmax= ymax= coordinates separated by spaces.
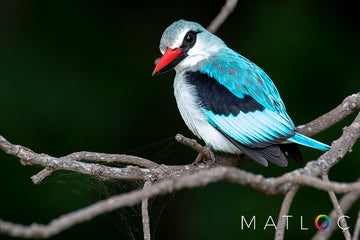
xmin=30 ymin=152 xmax=160 ymax=184
xmin=31 ymin=168 xmax=54 ymax=184
xmin=274 ymin=185 xmax=299 ymax=240
xmin=207 ymin=0 xmax=238 ymax=33
xmin=353 ymin=209 xmax=360 ymax=240
xmin=322 ymin=173 xmax=351 ymax=240
xmin=175 ymin=134 xmax=213 ymax=160
xmin=142 ymin=180 xmax=151 ymax=240
xmin=0 ymin=136 xmax=154 ymax=181
xmin=66 ymin=151 xmax=159 ymax=169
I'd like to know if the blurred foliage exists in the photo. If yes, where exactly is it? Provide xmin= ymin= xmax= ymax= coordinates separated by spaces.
xmin=0 ymin=0 xmax=359 ymax=239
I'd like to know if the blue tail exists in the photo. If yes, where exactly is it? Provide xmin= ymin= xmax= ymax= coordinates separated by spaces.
xmin=288 ymin=133 xmax=331 ymax=151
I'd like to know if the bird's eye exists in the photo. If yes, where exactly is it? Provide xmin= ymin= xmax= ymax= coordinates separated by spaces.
xmin=184 ymin=32 xmax=194 ymax=43
xmin=181 ymin=30 xmax=200 ymax=51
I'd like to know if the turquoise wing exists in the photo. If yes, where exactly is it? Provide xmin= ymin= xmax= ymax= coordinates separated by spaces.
xmin=199 ymin=48 xmax=296 ymax=148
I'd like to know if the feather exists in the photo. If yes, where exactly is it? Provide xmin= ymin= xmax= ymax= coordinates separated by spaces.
xmin=288 ymin=133 xmax=331 ymax=151
xmin=217 ymin=127 xmax=288 ymax=167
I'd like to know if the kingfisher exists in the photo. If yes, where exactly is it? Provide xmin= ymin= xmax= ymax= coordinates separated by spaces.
xmin=152 ymin=20 xmax=330 ymax=167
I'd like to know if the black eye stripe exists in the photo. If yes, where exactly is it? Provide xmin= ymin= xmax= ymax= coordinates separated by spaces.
xmin=181 ymin=30 xmax=201 ymax=52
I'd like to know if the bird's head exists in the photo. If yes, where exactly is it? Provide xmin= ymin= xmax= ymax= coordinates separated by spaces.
xmin=152 ymin=20 xmax=225 ymax=76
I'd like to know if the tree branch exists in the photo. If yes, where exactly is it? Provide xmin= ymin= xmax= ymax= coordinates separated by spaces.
xmin=322 ymin=173 xmax=351 ymax=240
xmin=66 ymin=151 xmax=159 ymax=169
xmin=31 ymin=168 xmax=54 ymax=185
xmin=142 ymin=180 xmax=151 ymax=240
xmin=274 ymin=185 xmax=299 ymax=240
xmin=207 ymin=0 xmax=238 ymax=33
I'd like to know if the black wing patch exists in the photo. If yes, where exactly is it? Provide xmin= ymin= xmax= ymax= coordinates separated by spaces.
xmin=185 ymin=71 xmax=264 ymax=116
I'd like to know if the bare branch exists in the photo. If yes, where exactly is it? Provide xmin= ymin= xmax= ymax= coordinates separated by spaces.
xmin=66 ymin=151 xmax=159 ymax=169
xmin=207 ymin=0 xmax=238 ymax=33
xmin=142 ymin=180 xmax=151 ymax=240
xmin=175 ymin=134 xmax=213 ymax=160
xmin=322 ymin=174 xmax=351 ymax=240
xmin=29 ymin=152 xmax=159 ymax=184
xmin=0 ymin=136 xmax=156 ymax=181
xmin=0 ymin=135 xmax=19 ymax=155
xmin=31 ymin=168 xmax=54 ymax=185
xmin=274 ymin=185 xmax=299 ymax=240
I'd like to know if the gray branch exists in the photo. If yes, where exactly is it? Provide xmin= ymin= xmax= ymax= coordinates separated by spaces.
xmin=322 ymin=173 xmax=351 ymax=240
xmin=142 ymin=180 xmax=152 ymax=240
xmin=274 ymin=185 xmax=299 ymax=240
xmin=0 ymin=92 xmax=360 ymax=239
xmin=207 ymin=0 xmax=238 ymax=33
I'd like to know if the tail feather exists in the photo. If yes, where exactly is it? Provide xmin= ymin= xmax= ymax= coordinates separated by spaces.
xmin=288 ymin=133 xmax=331 ymax=151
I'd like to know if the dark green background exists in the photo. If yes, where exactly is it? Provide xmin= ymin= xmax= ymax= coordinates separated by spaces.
xmin=0 ymin=1 xmax=359 ymax=239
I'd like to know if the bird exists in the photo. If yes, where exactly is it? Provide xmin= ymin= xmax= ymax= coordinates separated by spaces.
xmin=152 ymin=19 xmax=330 ymax=167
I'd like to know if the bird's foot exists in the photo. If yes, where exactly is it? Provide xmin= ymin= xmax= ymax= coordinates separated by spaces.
xmin=192 ymin=145 xmax=216 ymax=165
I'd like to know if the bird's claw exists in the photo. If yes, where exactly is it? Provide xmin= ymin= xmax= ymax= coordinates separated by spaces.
xmin=192 ymin=145 xmax=215 ymax=165
xmin=192 ymin=153 xmax=203 ymax=165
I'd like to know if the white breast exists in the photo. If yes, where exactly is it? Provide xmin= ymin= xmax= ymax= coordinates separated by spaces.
xmin=173 ymin=71 xmax=241 ymax=154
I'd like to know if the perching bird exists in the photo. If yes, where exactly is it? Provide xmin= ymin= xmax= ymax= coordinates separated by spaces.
xmin=152 ymin=20 xmax=330 ymax=167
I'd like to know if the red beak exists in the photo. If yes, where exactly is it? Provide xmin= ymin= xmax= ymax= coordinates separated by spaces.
xmin=152 ymin=48 xmax=183 ymax=76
